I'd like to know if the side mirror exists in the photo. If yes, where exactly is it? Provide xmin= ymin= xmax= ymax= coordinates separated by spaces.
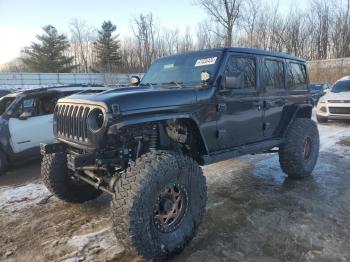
xmin=18 ymin=111 xmax=32 ymax=120
xmin=130 ymin=76 xmax=140 ymax=86
xmin=223 ymin=72 xmax=243 ymax=89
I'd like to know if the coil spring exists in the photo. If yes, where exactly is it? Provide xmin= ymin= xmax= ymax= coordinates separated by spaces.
xmin=149 ymin=124 xmax=159 ymax=151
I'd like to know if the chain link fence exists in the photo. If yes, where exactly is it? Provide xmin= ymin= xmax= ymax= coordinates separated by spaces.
xmin=0 ymin=73 xmax=142 ymax=89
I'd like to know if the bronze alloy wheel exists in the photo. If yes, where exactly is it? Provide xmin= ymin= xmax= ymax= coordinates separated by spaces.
xmin=153 ymin=184 xmax=188 ymax=233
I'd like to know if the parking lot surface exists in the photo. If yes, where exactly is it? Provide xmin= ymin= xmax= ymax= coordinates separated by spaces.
xmin=0 ymin=120 xmax=349 ymax=262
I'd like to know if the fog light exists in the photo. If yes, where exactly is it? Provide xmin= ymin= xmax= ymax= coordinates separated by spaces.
xmin=320 ymin=106 xmax=327 ymax=113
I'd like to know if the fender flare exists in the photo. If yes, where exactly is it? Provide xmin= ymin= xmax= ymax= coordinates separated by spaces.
xmin=277 ymin=104 xmax=313 ymax=137
xmin=107 ymin=112 xmax=209 ymax=154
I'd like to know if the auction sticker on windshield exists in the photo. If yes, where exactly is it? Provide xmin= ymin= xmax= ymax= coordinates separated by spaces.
xmin=164 ymin=64 xmax=174 ymax=69
xmin=195 ymin=57 xmax=217 ymax=67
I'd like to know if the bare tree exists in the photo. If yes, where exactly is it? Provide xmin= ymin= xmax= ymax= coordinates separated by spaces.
xmin=331 ymin=0 xmax=350 ymax=58
xmin=69 ymin=19 xmax=96 ymax=72
xmin=0 ymin=58 xmax=28 ymax=72
xmin=196 ymin=0 xmax=242 ymax=47
xmin=308 ymin=0 xmax=330 ymax=59
xmin=132 ymin=13 xmax=157 ymax=71
xmin=196 ymin=20 xmax=224 ymax=49
xmin=241 ymin=0 xmax=260 ymax=48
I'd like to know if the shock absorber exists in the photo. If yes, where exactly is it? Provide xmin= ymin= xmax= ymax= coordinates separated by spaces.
xmin=149 ymin=124 xmax=159 ymax=151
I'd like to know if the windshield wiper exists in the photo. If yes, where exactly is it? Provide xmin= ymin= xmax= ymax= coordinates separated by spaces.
xmin=139 ymin=83 xmax=156 ymax=87
xmin=161 ymin=81 xmax=183 ymax=88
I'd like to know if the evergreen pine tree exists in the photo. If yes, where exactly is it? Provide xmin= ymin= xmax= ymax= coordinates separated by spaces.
xmin=22 ymin=25 xmax=76 ymax=72
xmin=94 ymin=21 xmax=122 ymax=72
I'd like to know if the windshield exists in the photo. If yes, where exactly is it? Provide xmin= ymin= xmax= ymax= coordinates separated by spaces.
xmin=140 ymin=51 xmax=223 ymax=86
xmin=331 ymin=80 xmax=350 ymax=93
xmin=0 ymin=97 xmax=15 ymax=115
xmin=309 ymin=84 xmax=324 ymax=92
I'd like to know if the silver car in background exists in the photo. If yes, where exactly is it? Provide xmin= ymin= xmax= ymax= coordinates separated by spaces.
xmin=316 ymin=76 xmax=350 ymax=123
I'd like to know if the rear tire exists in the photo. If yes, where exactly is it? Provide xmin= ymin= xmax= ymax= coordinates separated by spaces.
xmin=111 ymin=151 xmax=207 ymax=260
xmin=0 ymin=151 xmax=7 ymax=175
xmin=316 ymin=115 xmax=328 ymax=123
xmin=41 ymin=153 xmax=102 ymax=203
xmin=279 ymin=118 xmax=319 ymax=178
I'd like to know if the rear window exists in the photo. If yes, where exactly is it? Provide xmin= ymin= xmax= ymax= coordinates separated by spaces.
xmin=263 ymin=59 xmax=285 ymax=89
xmin=287 ymin=62 xmax=307 ymax=90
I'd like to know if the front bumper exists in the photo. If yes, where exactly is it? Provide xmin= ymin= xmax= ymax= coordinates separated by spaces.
xmin=316 ymin=101 xmax=350 ymax=120
xmin=40 ymin=142 xmax=132 ymax=170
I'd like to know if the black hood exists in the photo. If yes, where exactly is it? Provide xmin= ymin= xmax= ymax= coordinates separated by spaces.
xmin=59 ymin=86 xmax=198 ymax=112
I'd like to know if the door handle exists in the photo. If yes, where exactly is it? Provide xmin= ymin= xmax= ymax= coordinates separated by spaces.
xmin=277 ymin=98 xmax=288 ymax=105
xmin=263 ymin=101 xmax=273 ymax=109
xmin=253 ymin=101 xmax=263 ymax=110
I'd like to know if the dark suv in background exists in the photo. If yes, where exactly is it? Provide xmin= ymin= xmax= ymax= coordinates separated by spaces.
xmin=41 ymin=48 xmax=319 ymax=260
xmin=308 ymin=82 xmax=330 ymax=105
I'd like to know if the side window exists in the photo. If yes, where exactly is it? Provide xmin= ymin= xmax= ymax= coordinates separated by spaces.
xmin=13 ymin=94 xmax=59 ymax=118
xmin=287 ymin=62 xmax=307 ymax=90
xmin=264 ymin=59 xmax=285 ymax=89
xmin=36 ymin=94 xmax=59 ymax=116
xmin=225 ymin=56 xmax=256 ymax=89
xmin=14 ymin=98 xmax=35 ymax=118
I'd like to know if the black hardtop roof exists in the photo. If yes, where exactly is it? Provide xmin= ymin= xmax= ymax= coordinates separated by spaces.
xmin=160 ymin=47 xmax=306 ymax=63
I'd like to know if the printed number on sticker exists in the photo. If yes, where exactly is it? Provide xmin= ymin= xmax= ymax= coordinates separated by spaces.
xmin=195 ymin=57 xmax=217 ymax=67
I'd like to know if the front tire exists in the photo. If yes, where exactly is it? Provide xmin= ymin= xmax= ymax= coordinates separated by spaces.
xmin=111 ymin=151 xmax=207 ymax=260
xmin=41 ymin=153 xmax=102 ymax=203
xmin=279 ymin=118 xmax=320 ymax=178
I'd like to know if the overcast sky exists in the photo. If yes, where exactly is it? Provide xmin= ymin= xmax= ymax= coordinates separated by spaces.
xmin=0 ymin=0 xmax=308 ymax=64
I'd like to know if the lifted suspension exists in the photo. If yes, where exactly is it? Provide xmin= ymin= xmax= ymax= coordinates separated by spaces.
xmin=73 ymin=169 xmax=116 ymax=195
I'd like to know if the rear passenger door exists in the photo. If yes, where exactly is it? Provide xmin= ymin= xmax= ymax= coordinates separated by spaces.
xmin=262 ymin=58 xmax=288 ymax=138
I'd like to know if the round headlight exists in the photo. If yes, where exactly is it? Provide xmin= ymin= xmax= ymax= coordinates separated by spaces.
xmin=87 ymin=108 xmax=105 ymax=132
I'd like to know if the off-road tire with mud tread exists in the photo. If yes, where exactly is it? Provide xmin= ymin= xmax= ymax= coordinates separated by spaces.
xmin=279 ymin=118 xmax=319 ymax=178
xmin=111 ymin=150 xmax=207 ymax=261
xmin=41 ymin=153 xmax=102 ymax=203
xmin=316 ymin=115 xmax=328 ymax=123
xmin=0 ymin=150 xmax=7 ymax=175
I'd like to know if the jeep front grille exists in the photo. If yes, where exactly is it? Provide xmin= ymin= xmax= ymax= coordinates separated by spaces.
xmin=55 ymin=104 xmax=91 ymax=142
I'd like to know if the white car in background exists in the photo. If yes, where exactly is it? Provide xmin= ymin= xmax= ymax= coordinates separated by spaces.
xmin=0 ymin=85 xmax=107 ymax=174
xmin=316 ymin=76 xmax=350 ymax=123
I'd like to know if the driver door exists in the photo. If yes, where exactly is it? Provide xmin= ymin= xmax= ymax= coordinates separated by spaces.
xmin=216 ymin=53 xmax=264 ymax=150
xmin=9 ymin=96 xmax=55 ymax=153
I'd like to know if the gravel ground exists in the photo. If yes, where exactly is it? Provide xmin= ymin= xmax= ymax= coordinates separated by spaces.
xmin=0 ymin=119 xmax=349 ymax=262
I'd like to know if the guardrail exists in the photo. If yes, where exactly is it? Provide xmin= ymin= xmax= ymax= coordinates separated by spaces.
xmin=0 ymin=73 xmax=142 ymax=87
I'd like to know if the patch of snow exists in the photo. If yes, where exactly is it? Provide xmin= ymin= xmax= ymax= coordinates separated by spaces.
xmin=66 ymin=228 xmax=124 ymax=262
xmin=318 ymin=123 xmax=350 ymax=157
xmin=0 ymin=182 xmax=49 ymax=211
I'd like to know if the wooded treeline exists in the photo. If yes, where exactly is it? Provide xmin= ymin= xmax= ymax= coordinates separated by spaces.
xmin=2 ymin=0 xmax=350 ymax=73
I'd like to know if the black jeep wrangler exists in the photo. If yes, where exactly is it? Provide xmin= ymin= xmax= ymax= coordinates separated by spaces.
xmin=41 ymin=48 xmax=319 ymax=260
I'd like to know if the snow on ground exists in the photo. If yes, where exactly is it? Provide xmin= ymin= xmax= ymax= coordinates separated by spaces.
xmin=65 ymin=228 xmax=124 ymax=262
xmin=0 ymin=117 xmax=349 ymax=261
xmin=0 ymin=182 xmax=49 ymax=212
xmin=0 ymin=119 xmax=348 ymax=214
